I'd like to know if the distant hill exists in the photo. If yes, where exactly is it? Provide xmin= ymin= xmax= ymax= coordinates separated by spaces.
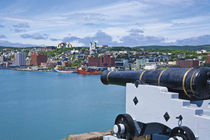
xmin=135 ymin=45 xmax=210 ymax=51
xmin=0 ymin=46 xmax=16 ymax=49
xmin=0 ymin=46 xmax=56 ymax=49
xmin=1 ymin=45 xmax=210 ymax=51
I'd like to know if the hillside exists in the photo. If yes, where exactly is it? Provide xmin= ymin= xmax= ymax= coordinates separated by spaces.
xmin=135 ymin=45 xmax=210 ymax=51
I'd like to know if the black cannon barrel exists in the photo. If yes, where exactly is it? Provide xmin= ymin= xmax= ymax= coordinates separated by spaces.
xmin=101 ymin=67 xmax=210 ymax=100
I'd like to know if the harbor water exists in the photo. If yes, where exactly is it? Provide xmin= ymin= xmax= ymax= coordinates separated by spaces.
xmin=0 ymin=70 xmax=125 ymax=140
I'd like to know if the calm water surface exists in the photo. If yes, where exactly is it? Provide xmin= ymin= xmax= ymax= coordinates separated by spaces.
xmin=0 ymin=70 xmax=125 ymax=140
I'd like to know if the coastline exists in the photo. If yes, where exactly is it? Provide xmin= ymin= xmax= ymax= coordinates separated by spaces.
xmin=0 ymin=67 xmax=54 ymax=72
xmin=12 ymin=68 xmax=53 ymax=72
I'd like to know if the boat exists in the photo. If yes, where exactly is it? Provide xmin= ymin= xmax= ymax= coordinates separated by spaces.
xmin=54 ymin=66 xmax=77 ymax=73
xmin=77 ymin=67 xmax=102 ymax=75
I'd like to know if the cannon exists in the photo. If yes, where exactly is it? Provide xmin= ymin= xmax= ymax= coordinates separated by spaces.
xmin=101 ymin=67 xmax=210 ymax=140
xmin=101 ymin=67 xmax=210 ymax=101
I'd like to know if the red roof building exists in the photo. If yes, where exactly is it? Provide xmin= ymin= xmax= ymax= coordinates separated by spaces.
xmin=88 ymin=55 xmax=115 ymax=67
xmin=99 ymin=55 xmax=115 ymax=67
xmin=88 ymin=56 xmax=99 ymax=67
xmin=30 ymin=53 xmax=47 ymax=66
xmin=206 ymin=54 xmax=210 ymax=65
xmin=176 ymin=59 xmax=199 ymax=68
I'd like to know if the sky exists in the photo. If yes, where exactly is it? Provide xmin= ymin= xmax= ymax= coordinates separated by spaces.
xmin=0 ymin=0 xmax=210 ymax=47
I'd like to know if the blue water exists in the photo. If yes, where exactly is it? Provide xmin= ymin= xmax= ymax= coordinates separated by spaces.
xmin=0 ymin=70 xmax=125 ymax=140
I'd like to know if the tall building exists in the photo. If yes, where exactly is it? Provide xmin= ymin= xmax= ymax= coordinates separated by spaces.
xmin=30 ymin=53 xmax=47 ymax=66
xmin=89 ymin=42 xmax=97 ymax=55
xmin=206 ymin=54 xmax=210 ymax=65
xmin=14 ymin=52 xmax=26 ymax=66
xmin=88 ymin=56 xmax=99 ymax=67
xmin=99 ymin=54 xmax=115 ymax=67
xmin=176 ymin=59 xmax=199 ymax=68
xmin=0 ymin=55 xmax=4 ymax=63
xmin=57 ymin=42 xmax=72 ymax=49
xmin=88 ymin=54 xmax=115 ymax=67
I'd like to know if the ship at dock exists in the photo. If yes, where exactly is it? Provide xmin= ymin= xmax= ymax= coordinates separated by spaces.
xmin=77 ymin=67 xmax=106 ymax=75
xmin=54 ymin=66 xmax=77 ymax=73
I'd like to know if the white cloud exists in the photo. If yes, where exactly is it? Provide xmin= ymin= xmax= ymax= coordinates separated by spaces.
xmin=1 ymin=0 xmax=210 ymax=46
xmin=46 ymin=0 xmax=150 ymax=28
xmin=85 ymin=1 xmax=148 ymax=18
xmin=141 ymin=0 xmax=194 ymax=6
xmin=171 ymin=16 xmax=210 ymax=24
xmin=0 ymin=1 xmax=30 ymax=16
xmin=143 ymin=23 xmax=173 ymax=35
xmin=71 ymin=40 xmax=85 ymax=47
xmin=102 ymin=27 xmax=129 ymax=42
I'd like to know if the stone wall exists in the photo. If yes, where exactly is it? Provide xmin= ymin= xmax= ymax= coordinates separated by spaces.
xmin=63 ymin=131 xmax=151 ymax=140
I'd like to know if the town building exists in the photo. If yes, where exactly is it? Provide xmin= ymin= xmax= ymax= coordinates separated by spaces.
xmin=89 ymin=42 xmax=97 ymax=55
xmin=206 ymin=54 xmax=210 ymax=65
xmin=115 ymin=60 xmax=129 ymax=70
xmin=30 ymin=53 xmax=47 ymax=66
xmin=97 ymin=45 xmax=108 ymax=48
xmin=88 ymin=56 xmax=99 ymax=67
xmin=176 ymin=59 xmax=199 ymax=68
xmin=96 ymin=45 xmax=109 ymax=52
xmin=57 ymin=42 xmax=72 ymax=49
xmin=0 ymin=55 xmax=4 ymax=63
xmin=196 ymin=49 xmax=207 ymax=54
xmin=144 ymin=62 xmax=157 ymax=70
xmin=89 ymin=42 xmax=109 ymax=55
xmin=128 ymin=59 xmax=148 ymax=70
xmin=5 ymin=62 xmax=9 ymax=68
xmin=99 ymin=54 xmax=115 ymax=67
xmin=168 ymin=61 xmax=177 ymax=65
xmin=14 ymin=52 xmax=26 ymax=66
xmin=71 ymin=49 xmax=79 ymax=54
xmin=136 ymin=58 xmax=148 ymax=69
xmin=88 ymin=54 xmax=115 ymax=67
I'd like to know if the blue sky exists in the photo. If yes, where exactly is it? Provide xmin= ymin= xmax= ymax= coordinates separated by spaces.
xmin=0 ymin=0 xmax=210 ymax=47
